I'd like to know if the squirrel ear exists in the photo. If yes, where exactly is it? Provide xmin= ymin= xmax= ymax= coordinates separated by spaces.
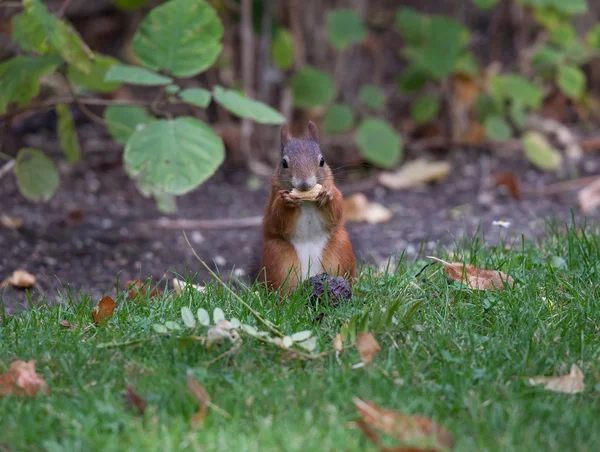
xmin=307 ymin=121 xmax=319 ymax=142
xmin=280 ymin=124 xmax=291 ymax=151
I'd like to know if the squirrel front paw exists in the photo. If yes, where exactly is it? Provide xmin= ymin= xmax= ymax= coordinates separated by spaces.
xmin=316 ymin=185 xmax=334 ymax=208
xmin=279 ymin=190 xmax=302 ymax=208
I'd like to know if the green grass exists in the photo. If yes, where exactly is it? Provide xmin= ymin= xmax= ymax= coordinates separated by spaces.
xmin=2 ymin=221 xmax=600 ymax=451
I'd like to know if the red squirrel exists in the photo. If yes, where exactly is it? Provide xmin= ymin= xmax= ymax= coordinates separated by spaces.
xmin=258 ymin=121 xmax=356 ymax=292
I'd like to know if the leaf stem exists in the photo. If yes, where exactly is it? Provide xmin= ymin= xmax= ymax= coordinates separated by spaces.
xmin=183 ymin=231 xmax=284 ymax=338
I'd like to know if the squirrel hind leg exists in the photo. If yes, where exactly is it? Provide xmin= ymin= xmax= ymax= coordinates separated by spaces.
xmin=259 ymin=238 xmax=302 ymax=292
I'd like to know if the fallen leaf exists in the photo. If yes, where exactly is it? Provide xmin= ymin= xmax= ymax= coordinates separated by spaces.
xmin=123 ymin=386 xmax=146 ymax=415
xmin=0 ymin=215 xmax=24 ymax=229
xmin=0 ymin=360 xmax=49 ymax=397
xmin=378 ymin=159 xmax=451 ymax=190
xmin=126 ymin=280 xmax=162 ymax=301
xmin=291 ymin=183 xmax=323 ymax=201
xmin=172 ymin=277 xmax=205 ymax=294
xmin=528 ymin=364 xmax=584 ymax=394
xmin=1 ymin=270 xmax=36 ymax=289
xmin=578 ymin=178 xmax=600 ymax=213
xmin=356 ymin=332 xmax=381 ymax=366
xmin=522 ymin=131 xmax=563 ymax=171
xmin=491 ymin=171 xmax=521 ymax=200
xmin=91 ymin=296 xmax=116 ymax=324
xmin=353 ymin=398 xmax=454 ymax=451
xmin=427 ymin=256 xmax=513 ymax=290
xmin=59 ymin=320 xmax=73 ymax=328
xmin=333 ymin=334 xmax=343 ymax=354
xmin=344 ymin=193 xmax=392 ymax=224
xmin=187 ymin=372 xmax=210 ymax=428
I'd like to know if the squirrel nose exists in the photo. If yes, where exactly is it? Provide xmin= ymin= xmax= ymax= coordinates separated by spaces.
xmin=297 ymin=180 xmax=314 ymax=191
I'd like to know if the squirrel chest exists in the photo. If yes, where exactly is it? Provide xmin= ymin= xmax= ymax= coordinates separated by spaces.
xmin=289 ymin=203 xmax=329 ymax=279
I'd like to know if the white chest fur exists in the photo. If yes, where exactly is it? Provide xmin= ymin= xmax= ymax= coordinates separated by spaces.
xmin=290 ymin=203 xmax=329 ymax=280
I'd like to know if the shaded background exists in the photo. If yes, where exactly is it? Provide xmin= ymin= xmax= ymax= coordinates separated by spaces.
xmin=1 ymin=0 xmax=600 ymax=312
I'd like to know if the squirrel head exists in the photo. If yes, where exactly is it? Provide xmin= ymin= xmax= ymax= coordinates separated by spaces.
xmin=278 ymin=121 xmax=332 ymax=192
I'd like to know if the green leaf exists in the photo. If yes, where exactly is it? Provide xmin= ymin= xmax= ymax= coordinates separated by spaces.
xmin=291 ymin=67 xmax=336 ymax=109
xmin=531 ymin=46 xmax=564 ymax=75
xmin=291 ymin=330 xmax=312 ymax=342
xmin=124 ymin=117 xmax=224 ymax=195
xmin=532 ymin=6 xmax=563 ymax=30
xmin=471 ymin=0 xmax=500 ymax=9
xmin=0 ymin=55 xmax=62 ymax=114
xmin=55 ymin=104 xmax=81 ymax=164
xmin=410 ymin=94 xmax=440 ymax=124
xmin=181 ymin=306 xmax=196 ymax=328
xmin=557 ymin=65 xmax=586 ymax=100
xmin=154 ymin=191 xmax=177 ymax=214
xmin=165 ymin=84 xmax=181 ymax=95
xmin=104 ymin=106 xmax=152 ymax=145
xmin=549 ymin=0 xmax=587 ymax=15
xmin=484 ymin=115 xmax=512 ymax=141
xmin=323 ymin=104 xmax=354 ymax=134
xmin=326 ymin=9 xmax=366 ymax=50
xmin=396 ymin=8 xmax=429 ymax=46
xmin=548 ymin=23 xmax=576 ymax=48
xmin=212 ymin=86 xmax=285 ymax=124
xmin=153 ymin=324 xmax=168 ymax=333
xmin=396 ymin=66 xmax=428 ymax=92
xmin=522 ymin=131 xmax=563 ymax=170
xmin=165 ymin=321 xmax=181 ymax=331
xmin=355 ymin=118 xmax=403 ymax=169
xmin=418 ymin=17 xmax=466 ymax=79
xmin=358 ymin=85 xmax=385 ymax=110
xmin=132 ymin=0 xmax=223 ymax=77
xmin=473 ymin=94 xmax=502 ymax=122
xmin=271 ymin=27 xmax=295 ymax=70
xmin=213 ymin=308 xmax=225 ymax=324
xmin=104 ymin=65 xmax=173 ymax=86
xmin=586 ymin=24 xmax=600 ymax=49
xmin=197 ymin=308 xmax=210 ymax=326
xmin=67 ymin=53 xmax=121 ymax=93
xmin=11 ymin=13 xmax=51 ymax=53
xmin=489 ymin=74 xmax=543 ymax=108
xmin=112 ymin=0 xmax=147 ymax=10
xmin=179 ymin=88 xmax=211 ymax=108
xmin=21 ymin=0 xmax=93 ymax=73
xmin=510 ymin=101 xmax=527 ymax=129
xmin=13 ymin=148 xmax=59 ymax=202
xmin=456 ymin=52 xmax=480 ymax=75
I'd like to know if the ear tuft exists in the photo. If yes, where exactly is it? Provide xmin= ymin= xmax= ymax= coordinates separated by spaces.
xmin=307 ymin=121 xmax=319 ymax=142
xmin=280 ymin=124 xmax=292 ymax=151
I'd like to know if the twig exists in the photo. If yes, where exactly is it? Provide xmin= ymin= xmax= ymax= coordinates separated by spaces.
xmin=289 ymin=0 xmax=306 ymax=69
xmin=63 ymin=75 xmax=109 ymax=127
xmin=203 ymin=341 xmax=241 ymax=367
xmin=0 ymin=160 xmax=15 ymax=181
xmin=183 ymin=231 xmax=283 ymax=337
xmin=240 ymin=0 xmax=255 ymax=164
xmin=147 ymin=216 xmax=263 ymax=230
xmin=523 ymin=176 xmax=600 ymax=196
xmin=96 ymin=334 xmax=162 ymax=349
xmin=56 ymin=0 xmax=73 ymax=18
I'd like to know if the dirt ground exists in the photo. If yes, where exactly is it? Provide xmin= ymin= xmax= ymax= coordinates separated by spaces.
xmin=1 ymin=122 xmax=599 ymax=313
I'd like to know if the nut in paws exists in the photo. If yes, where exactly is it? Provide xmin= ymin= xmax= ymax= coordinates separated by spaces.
xmin=317 ymin=185 xmax=334 ymax=208
xmin=279 ymin=190 xmax=302 ymax=207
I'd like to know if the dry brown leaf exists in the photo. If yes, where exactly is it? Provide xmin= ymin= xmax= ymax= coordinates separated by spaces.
xmin=1 ymin=270 xmax=36 ymax=289
xmin=172 ymin=277 xmax=205 ymax=294
xmin=427 ymin=256 xmax=513 ymax=291
xmin=124 ymin=386 xmax=146 ymax=415
xmin=356 ymin=332 xmax=381 ymax=366
xmin=59 ymin=320 xmax=73 ymax=329
xmin=126 ymin=280 xmax=162 ymax=301
xmin=333 ymin=334 xmax=343 ymax=354
xmin=187 ymin=373 xmax=210 ymax=428
xmin=0 ymin=215 xmax=24 ymax=229
xmin=578 ymin=178 xmax=600 ymax=213
xmin=378 ymin=159 xmax=451 ymax=190
xmin=91 ymin=296 xmax=116 ymax=324
xmin=0 ymin=360 xmax=49 ymax=397
xmin=344 ymin=193 xmax=392 ymax=224
xmin=491 ymin=171 xmax=521 ymax=201
xmin=290 ymin=183 xmax=323 ymax=201
xmin=353 ymin=398 xmax=454 ymax=451
xmin=528 ymin=364 xmax=584 ymax=394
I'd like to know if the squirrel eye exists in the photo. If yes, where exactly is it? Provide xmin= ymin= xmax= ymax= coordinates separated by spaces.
xmin=319 ymin=157 xmax=325 ymax=167
xmin=282 ymin=158 xmax=288 ymax=168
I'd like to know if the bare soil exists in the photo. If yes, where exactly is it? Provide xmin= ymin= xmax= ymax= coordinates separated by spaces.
xmin=1 ymin=123 xmax=599 ymax=313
